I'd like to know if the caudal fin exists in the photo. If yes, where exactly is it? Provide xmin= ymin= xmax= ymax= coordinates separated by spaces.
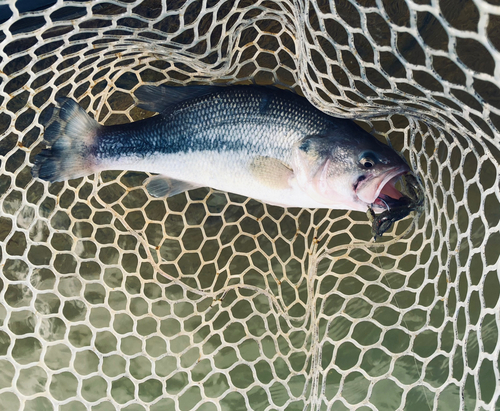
xmin=32 ymin=98 xmax=100 ymax=182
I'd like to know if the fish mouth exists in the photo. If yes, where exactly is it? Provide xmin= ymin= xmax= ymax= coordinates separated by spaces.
xmin=356 ymin=166 xmax=410 ymax=212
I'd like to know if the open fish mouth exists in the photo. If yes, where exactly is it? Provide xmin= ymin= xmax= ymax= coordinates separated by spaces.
xmin=372 ymin=173 xmax=410 ymax=211
xmin=356 ymin=166 xmax=410 ymax=212
xmin=368 ymin=172 xmax=425 ymax=240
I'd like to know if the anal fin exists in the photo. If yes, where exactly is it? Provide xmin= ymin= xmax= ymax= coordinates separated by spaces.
xmin=249 ymin=156 xmax=293 ymax=189
xmin=144 ymin=175 xmax=200 ymax=198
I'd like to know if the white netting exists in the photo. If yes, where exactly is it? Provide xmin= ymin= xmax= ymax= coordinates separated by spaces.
xmin=0 ymin=0 xmax=499 ymax=410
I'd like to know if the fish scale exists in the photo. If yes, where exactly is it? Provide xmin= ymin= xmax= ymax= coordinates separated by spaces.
xmin=95 ymin=88 xmax=330 ymax=164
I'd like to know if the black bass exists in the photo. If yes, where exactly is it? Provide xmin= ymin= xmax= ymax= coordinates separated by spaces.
xmin=32 ymin=85 xmax=411 ymax=213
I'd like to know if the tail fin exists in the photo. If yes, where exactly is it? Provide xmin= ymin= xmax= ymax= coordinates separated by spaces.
xmin=32 ymin=98 xmax=100 ymax=182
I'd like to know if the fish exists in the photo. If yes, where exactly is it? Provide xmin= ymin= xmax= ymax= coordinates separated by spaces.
xmin=32 ymin=85 xmax=413 ymax=213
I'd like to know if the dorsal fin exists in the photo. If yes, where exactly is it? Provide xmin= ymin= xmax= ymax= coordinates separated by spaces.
xmin=135 ymin=84 xmax=225 ymax=113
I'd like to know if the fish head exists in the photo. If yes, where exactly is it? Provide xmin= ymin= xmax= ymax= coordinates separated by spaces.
xmin=292 ymin=128 xmax=411 ymax=212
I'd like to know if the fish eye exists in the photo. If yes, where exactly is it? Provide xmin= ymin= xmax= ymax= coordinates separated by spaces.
xmin=360 ymin=156 xmax=375 ymax=168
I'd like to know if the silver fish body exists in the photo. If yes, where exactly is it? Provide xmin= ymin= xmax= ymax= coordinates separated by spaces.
xmin=33 ymin=85 xmax=411 ymax=212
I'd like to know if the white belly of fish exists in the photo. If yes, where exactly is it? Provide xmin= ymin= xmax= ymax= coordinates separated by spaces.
xmin=98 ymin=149 xmax=332 ymax=209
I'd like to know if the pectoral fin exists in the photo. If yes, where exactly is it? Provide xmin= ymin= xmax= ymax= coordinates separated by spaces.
xmin=144 ymin=175 xmax=200 ymax=198
xmin=249 ymin=156 xmax=293 ymax=189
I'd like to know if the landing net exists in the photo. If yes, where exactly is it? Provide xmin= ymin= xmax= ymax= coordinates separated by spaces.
xmin=0 ymin=0 xmax=499 ymax=410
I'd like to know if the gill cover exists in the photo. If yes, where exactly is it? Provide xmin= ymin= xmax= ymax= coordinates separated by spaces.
xmin=291 ymin=135 xmax=354 ymax=207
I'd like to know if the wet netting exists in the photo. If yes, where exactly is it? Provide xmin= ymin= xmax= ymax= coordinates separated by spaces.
xmin=0 ymin=0 xmax=499 ymax=410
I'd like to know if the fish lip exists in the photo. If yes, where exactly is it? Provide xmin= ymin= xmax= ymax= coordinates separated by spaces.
xmin=355 ymin=165 xmax=410 ymax=208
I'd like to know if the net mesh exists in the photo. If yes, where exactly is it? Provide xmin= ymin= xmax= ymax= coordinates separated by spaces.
xmin=0 ymin=0 xmax=499 ymax=410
